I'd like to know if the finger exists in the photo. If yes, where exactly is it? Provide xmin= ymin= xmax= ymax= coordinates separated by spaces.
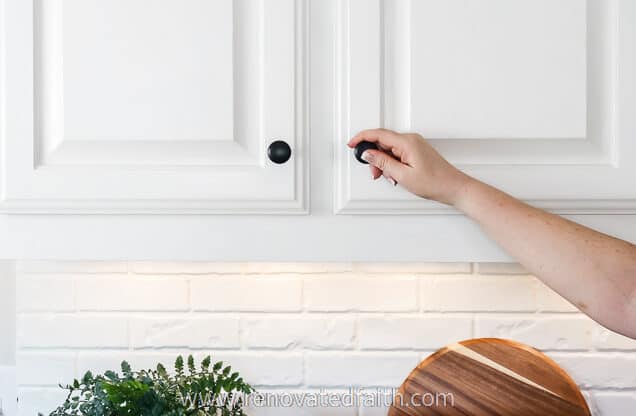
xmin=382 ymin=172 xmax=398 ymax=186
xmin=376 ymin=141 xmax=392 ymax=150
xmin=369 ymin=165 xmax=382 ymax=180
xmin=371 ymin=147 xmax=399 ymax=184
xmin=390 ymin=145 xmax=405 ymax=160
xmin=348 ymin=128 xmax=404 ymax=150
xmin=376 ymin=142 xmax=403 ymax=161
xmin=361 ymin=149 xmax=406 ymax=182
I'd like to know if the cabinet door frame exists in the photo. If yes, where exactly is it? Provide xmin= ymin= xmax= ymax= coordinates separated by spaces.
xmin=0 ymin=0 xmax=309 ymax=214
xmin=334 ymin=0 xmax=636 ymax=215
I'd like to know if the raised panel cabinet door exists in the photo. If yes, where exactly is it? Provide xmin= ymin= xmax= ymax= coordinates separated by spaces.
xmin=335 ymin=0 xmax=636 ymax=214
xmin=1 ymin=0 xmax=308 ymax=214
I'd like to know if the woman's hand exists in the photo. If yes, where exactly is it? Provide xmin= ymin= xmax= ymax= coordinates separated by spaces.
xmin=347 ymin=128 xmax=471 ymax=206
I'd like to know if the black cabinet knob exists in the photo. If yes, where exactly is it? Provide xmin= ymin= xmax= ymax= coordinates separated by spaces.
xmin=354 ymin=141 xmax=378 ymax=164
xmin=268 ymin=140 xmax=292 ymax=164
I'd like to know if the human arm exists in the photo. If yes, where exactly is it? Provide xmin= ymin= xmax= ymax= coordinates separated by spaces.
xmin=348 ymin=128 xmax=636 ymax=339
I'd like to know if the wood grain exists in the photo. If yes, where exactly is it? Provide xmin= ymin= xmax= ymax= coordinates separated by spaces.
xmin=389 ymin=338 xmax=590 ymax=416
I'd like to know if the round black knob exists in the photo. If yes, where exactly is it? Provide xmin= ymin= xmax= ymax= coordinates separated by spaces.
xmin=354 ymin=141 xmax=378 ymax=164
xmin=267 ymin=140 xmax=292 ymax=164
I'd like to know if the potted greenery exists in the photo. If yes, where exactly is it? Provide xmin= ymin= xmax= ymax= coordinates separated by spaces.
xmin=42 ymin=355 xmax=253 ymax=416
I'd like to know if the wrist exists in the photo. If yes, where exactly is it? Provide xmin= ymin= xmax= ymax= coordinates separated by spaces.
xmin=448 ymin=173 xmax=480 ymax=211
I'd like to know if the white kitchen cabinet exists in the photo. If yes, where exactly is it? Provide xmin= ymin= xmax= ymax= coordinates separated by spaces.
xmin=1 ymin=0 xmax=307 ymax=214
xmin=0 ymin=0 xmax=635 ymax=261
xmin=335 ymin=0 xmax=636 ymax=214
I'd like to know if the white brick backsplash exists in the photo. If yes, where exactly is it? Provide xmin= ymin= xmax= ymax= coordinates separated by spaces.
xmin=591 ymin=392 xmax=636 ymax=416
xmin=18 ymin=388 xmax=69 ymax=416
xmin=420 ymin=275 xmax=537 ymax=312
xmin=305 ymin=353 xmax=418 ymax=387
xmin=191 ymin=276 xmax=302 ymax=312
xmin=14 ymin=261 xmax=636 ymax=416
xmin=475 ymin=316 xmax=594 ymax=350
xmin=17 ymin=261 xmax=127 ymax=274
xmin=131 ymin=262 xmax=247 ymax=274
xmin=475 ymin=263 xmax=528 ymax=275
xmin=358 ymin=316 xmax=472 ymax=350
xmin=17 ymin=276 xmax=74 ymax=312
xmin=79 ymin=351 xmax=303 ymax=387
xmin=77 ymin=352 xmax=177 ymax=377
xmin=130 ymin=316 xmax=240 ymax=349
xmin=214 ymin=352 xmax=304 ymax=386
xmin=16 ymin=352 xmax=75 ymax=386
xmin=304 ymin=275 xmax=417 ymax=312
xmin=245 ymin=263 xmax=353 ymax=274
xmin=593 ymin=325 xmax=636 ymax=350
xmin=132 ymin=263 xmax=354 ymax=275
xmin=352 ymin=263 xmax=471 ymax=274
xmin=243 ymin=316 xmax=355 ymax=349
xmin=76 ymin=276 xmax=189 ymax=311
xmin=18 ymin=315 xmax=127 ymax=348
xmin=535 ymin=282 xmax=579 ymax=312
xmin=553 ymin=354 xmax=636 ymax=389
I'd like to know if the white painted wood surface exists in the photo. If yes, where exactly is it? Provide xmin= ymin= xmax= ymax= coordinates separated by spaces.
xmin=335 ymin=0 xmax=636 ymax=214
xmin=0 ymin=262 xmax=16 ymax=416
xmin=0 ymin=367 xmax=17 ymax=416
xmin=0 ymin=0 xmax=635 ymax=261
xmin=1 ymin=0 xmax=307 ymax=214
xmin=0 ymin=262 xmax=15 ymax=367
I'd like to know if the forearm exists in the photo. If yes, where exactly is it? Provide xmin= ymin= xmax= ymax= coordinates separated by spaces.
xmin=455 ymin=177 xmax=636 ymax=338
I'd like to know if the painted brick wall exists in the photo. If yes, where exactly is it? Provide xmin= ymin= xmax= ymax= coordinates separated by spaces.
xmin=14 ymin=261 xmax=636 ymax=415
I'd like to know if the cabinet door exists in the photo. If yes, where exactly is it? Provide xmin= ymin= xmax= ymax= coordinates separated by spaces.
xmin=1 ymin=0 xmax=307 ymax=214
xmin=335 ymin=0 xmax=636 ymax=214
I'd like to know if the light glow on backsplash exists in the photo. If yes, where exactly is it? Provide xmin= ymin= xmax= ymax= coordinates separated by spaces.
xmin=8 ymin=261 xmax=636 ymax=415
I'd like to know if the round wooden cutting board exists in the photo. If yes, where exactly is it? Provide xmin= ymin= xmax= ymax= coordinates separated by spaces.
xmin=389 ymin=338 xmax=590 ymax=416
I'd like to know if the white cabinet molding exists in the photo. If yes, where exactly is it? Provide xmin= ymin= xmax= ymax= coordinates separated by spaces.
xmin=1 ymin=0 xmax=309 ymax=214
xmin=335 ymin=0 xmax=636 ymax=214
xmin=0 ymin=0 xmax=634 ymax=261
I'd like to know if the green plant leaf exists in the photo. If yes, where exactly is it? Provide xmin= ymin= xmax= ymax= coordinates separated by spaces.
xmin=175 ymin=356 xmax=184 ymax=375
xmin=121 ymin=360 xmax=132 ymax=377
xmin=105 ymin=370 xmax=118 ymax=382
xmin=47 ymin=354 xmax=253 ymax=416
xmin=187 ymin=355 xmax=196 ymax=374
xmin=157 ymin=363 xmax=168 ymax=379
xmin=201 ymin=356 xmax=211 ymax=372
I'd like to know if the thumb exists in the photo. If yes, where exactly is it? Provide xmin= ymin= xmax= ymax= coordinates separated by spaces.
xmin=361 ymin=149 xmax=405 ymax=181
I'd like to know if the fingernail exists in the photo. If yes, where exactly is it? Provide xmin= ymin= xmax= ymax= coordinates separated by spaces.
xmin=361 ymin=151 xmax=373 ymax=163
xmin=384 ymin=176 xmax=397 ymax=186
